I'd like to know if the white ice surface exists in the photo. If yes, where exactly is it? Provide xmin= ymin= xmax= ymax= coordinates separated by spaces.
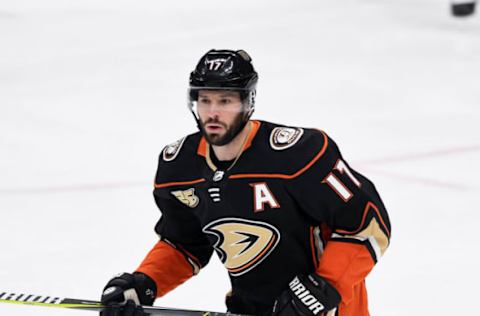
xmin=1 ymin=0 xmax=479 ymax=315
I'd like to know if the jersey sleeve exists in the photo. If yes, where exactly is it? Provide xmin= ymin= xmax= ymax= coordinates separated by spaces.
xmin=288 ymin=130 xmax=391 ymax=307
xmin=136 ymin=156 xmax=214 ymax=297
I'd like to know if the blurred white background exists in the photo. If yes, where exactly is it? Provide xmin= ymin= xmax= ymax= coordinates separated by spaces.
xmin=1 ymin=0 xmax=479 ymax=315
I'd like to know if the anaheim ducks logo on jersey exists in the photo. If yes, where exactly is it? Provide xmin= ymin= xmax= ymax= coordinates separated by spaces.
xmin=163 ymin=137 xmax=186 ymax=162
xmin=270 ymin=127 xmax=304 ymax=150
xmin=203 ymin=218 xmax=281 ymax=276
xmin=171 ymin=188 xmax=199 ymax=208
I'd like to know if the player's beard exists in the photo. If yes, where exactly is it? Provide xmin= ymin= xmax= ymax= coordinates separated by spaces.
xmin=200 ymin=112 xmax=246 ymax=146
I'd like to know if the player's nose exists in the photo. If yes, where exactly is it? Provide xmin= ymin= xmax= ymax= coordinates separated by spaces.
xmin=207 ymin=102 xmax=222 ymax=116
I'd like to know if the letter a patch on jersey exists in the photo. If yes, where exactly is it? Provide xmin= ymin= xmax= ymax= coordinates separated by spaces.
xmin=171 ymin=188 xmax=199 ymax=208
xmin=250 ymin=182 xmax=280 ymax=212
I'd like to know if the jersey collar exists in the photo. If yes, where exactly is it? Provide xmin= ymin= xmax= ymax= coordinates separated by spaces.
xmin=197 ymin=120 xmax=261 ymax=170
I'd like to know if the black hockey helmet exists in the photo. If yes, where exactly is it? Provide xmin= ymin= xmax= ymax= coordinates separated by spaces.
xmin=190 ymin=49 xmax=258 ymax=90
xmin=188 ymin=49 xmax=258 ymax=141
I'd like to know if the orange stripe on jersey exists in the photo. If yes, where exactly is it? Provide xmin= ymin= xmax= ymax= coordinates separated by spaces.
xmin=197 ymin=137 xmax=208 ymax=157
xmin=336 ymin=201 xmax=391 ymax=238
xmin=316 ymin=241 xmax=374 ymax=315
xmin=154 ymin=178 xmax=205 ymax=189
xmin=197 ymin=120 xmax=262 ymax=158
xmin=229 ymin=130 xmax=329 ymax=180
xmin=136 ymin=240 xmax=194 ymax=297
xmin=310 ymin=227 xmax=318 ymax=268
xmin=243 ymin=120 xmax=261 ymax=150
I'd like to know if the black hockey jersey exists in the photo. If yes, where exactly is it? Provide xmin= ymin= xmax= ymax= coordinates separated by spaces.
xmin=136 ymin=120 xmax=391 ymax=315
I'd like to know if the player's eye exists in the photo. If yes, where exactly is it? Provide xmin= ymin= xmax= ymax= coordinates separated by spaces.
xmin=198 ymin=97 xmax=211 ymax=105
xmin=219 ymin=98 xmax=231 ymax=105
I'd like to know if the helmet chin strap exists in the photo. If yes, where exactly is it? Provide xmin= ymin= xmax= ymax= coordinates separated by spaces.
xmin=189 ymin=107 xmax=202 ymax=131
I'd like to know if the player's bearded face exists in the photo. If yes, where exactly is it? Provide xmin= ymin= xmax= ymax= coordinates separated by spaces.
xmin=196 ymin=90 xmax=246 ymax=146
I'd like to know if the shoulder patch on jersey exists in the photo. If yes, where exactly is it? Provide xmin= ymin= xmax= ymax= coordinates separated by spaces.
xmin=162 ymin=137 xmax=186 ymax=162
xmin=269 ymin=127 xmax=304 ymax=150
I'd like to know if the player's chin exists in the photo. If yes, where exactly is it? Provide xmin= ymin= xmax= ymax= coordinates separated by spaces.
xmin=206 ymin=132 xmax=229 ymax=146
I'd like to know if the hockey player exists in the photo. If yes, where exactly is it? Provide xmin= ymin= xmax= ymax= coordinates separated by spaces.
xmin=100 ymin=49 xmax=391 ymax=316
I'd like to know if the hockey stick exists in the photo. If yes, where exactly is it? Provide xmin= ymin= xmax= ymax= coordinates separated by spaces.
xmin=0 ymin=291 xmax=248 ymax=316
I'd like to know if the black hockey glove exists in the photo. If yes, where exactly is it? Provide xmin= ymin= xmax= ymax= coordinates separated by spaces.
xmin=271 ymin=274 xmax=341 ymax=316
xmin=225 ymin=290 xmax=259 ymax=315
xmin=100 ymin=272 xmax=157 ymax=316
